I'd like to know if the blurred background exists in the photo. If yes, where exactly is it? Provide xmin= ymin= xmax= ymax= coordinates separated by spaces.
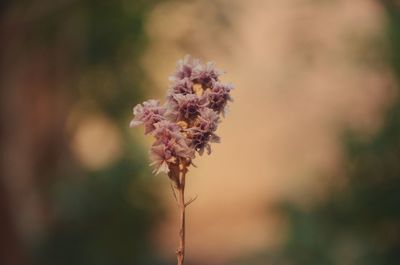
xmin=1 ymin=0 xmax=400 ymax=265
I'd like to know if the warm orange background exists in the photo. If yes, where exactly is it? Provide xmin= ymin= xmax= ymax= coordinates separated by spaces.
xmin=140 ymin=1 xmax=395 ymax=264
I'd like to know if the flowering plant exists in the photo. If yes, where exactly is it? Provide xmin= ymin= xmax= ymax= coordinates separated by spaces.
xmin=130 ymin=55 xmax=234 ymax=265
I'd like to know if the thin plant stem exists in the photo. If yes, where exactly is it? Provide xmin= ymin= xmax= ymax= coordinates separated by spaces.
xmin=176 ymin=165 xmax=187 ymax=265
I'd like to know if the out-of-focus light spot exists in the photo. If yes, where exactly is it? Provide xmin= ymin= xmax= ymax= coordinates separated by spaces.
xmin=70 ymin=114 xmax=122 ymax=170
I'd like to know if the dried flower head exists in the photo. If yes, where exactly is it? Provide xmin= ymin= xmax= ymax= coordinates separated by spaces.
xmin=169 ymin=94 xmax=208 ymax=122
xmin=169 ymin=55 xmax=203 ymax=83
xmin=130 ymin=55 xmax=234 ymax=174
xmin=205 ymin=82 xmax=234 ymax=114
xmin=195 ymin=62 xmax=223 ymax=88
xmin=168 ymin=78 xmax=194 ymax=97
xmin=129 ymin=99 xmax=166 ymax=134
xmin=187 ymin=108 xmax=220 ymax=155
xmin=130 ymin=55 xmax=234 ymax=265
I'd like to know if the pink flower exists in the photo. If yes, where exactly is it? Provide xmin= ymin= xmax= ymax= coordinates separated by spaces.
xmin=130 ymin=99 xmax=166 ymax=134
xmin=167 ymin=78 xmax=194 ymax=97
xmin=169 ymin=55 xmax=202 ymax=83
xmin=205 ymin=82 xmax=234 ymax=114
xmin=149 ymin=143 xmax=176 ymax=174
xmin=195 ymin=62 xmax=223 ymax=88
xmin=168 ymin=94 xmax=208 ymax=122
xmin=187 ymin=108 xmax=220 ymax=155
xmin=152 ymin=120 xmax=182 ymax=144
xmin=150 ymin=120 xmax=194 ymax=174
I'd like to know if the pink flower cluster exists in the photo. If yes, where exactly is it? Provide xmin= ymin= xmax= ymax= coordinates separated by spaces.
xmin=130 ymin=55 xmax=234 ymax=174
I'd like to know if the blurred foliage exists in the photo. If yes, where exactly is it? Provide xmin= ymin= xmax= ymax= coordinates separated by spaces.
xmin=1 ymin=0 xmax=172 ymax=264
xmin=236 ymin=2 xmax=400 ymax=265
xmin=34 ymin=158 xmax=167 ymax=265
xmin=19 ymin=0 xmax=159 ymax=121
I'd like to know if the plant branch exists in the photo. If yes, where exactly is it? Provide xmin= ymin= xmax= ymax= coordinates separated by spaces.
xmin=185 ymin=195 xmax=198 ymax=207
